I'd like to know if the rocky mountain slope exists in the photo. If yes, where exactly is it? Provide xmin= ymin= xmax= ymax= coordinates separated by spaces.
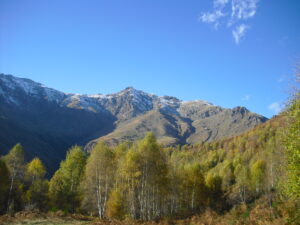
xmin=0 ymin=73 xmax=268 ymax=172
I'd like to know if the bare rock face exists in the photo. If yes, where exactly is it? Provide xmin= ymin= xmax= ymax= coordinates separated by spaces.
xmin=0 ymin=73 xmax=268 ymax=172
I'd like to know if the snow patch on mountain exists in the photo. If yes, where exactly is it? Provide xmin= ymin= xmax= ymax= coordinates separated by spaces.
xmin=88 ymin=94 xmax=107 ymax=99
xmin=42 ymin=87 xmax=66 ymax=103
xmin=61 ymin=94 xmax=107 ymax=113
xmin=0 ymin=74 xmax=66 ymax=103
xmin=181 ymin=100 xmax=213 ymax=106
xmin=158 ymin=96 xmax=181 ymax=108
xmin=0 ymin=74 xmax=221 ymax=116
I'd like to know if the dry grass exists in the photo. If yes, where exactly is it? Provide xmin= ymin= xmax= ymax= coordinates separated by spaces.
xmin=0 ymin=211 xmax=93 ymax=225
xmin=0 ymin=200 xmax=295 ymax=225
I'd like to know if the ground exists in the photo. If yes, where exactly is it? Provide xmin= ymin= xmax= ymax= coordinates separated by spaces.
xmin=0 ymin=204 xmax=291 ymax=225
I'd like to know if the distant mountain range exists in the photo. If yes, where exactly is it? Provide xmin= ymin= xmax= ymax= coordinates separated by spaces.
xmin=0 ymin=73 xmax=268 ymax=173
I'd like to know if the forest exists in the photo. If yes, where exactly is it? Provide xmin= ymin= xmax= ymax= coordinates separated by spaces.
xmin=0 ymin=94 xmax=299 ymax=225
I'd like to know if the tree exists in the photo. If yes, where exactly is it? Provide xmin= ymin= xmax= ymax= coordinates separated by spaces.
xmin=205 ymin=172 xmax=223 ymax=210
xmin=49 ymin=146 xmax=86 ymax=212
xmin=24 ymin=158 xmax=48 ymax=211
xmin=250 ymin=159 xmax=266 ymax=194
xmin=26 ymin=158 xmax=46 ymax=182
xmin=117 ymin=145 xmax=142 ymax=219
xmin=135 ymin=133 xmax=169 ymax=220
xmin=82 ymin=142 xmax=115 ymax=218
xmin=0 ymin=159 xmax=10 ymax=214
xmin=3 ymin=143 xmax=25 ymax=212
xmin=116 ymin=133 xmax=169 ymax=220
xmin=234 ymin=163 xmax=251 ymax=203
xmin=105 ymin=188 xmax=125 ymax=220
xmin=284 ymin=94 xmax=300 ymax=199
xmin=181 ymin=163 xmax=207 ymax=213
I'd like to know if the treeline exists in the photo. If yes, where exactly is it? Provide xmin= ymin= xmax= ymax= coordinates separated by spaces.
xmin=0 ymin=98 xmax=299 ymax=222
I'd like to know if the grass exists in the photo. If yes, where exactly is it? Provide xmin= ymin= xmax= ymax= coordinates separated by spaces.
xmin=0 ymin=200 xmax=294 ymax=225
xmin=2 ymin=218 xmax=91 ymax=225
xmin=0 ymin=212 xmax=93 ymax=225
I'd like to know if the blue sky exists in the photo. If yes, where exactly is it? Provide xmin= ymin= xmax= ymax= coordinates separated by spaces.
xmin=0 ymin=0 xmax=299 ymax=118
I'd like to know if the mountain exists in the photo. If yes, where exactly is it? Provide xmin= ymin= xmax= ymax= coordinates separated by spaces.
xmin=0 ymin=73 xmax=268 ymax=172
xmin=0 ymin=74 xmax=115 ymax=174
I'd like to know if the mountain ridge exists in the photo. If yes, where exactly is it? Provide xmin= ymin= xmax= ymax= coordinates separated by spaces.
xmin=0 ymin=73 xmax=268 ymax=172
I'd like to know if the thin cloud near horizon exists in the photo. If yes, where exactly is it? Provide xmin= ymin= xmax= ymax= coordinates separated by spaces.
xmin=199 ymin=0 xmax=260 ymax=44
xmin=241 ymin=94 xmax=251 ymax=101
xmin=268 ymin=102 xmax=283 ymax=115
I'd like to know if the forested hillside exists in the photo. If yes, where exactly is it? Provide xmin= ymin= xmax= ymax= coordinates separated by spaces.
xmin=0 ymin=94 xmax=299 ymax=224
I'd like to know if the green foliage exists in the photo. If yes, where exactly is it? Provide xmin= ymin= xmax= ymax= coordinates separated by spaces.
xmin=105 ymin=188 xmax=125 ymax=220
xmin=24 ymin=158 xmax=48 ymax=211
xmin=26 ymin=158 xmax=46 ymax=182
xmin=4 ymin=143 xmax=25 ymax=179
xmin=0 ymin=159 xmax=10 ymax=214
xmin=81 ymin=141 xmax=115 ymax=218
xmin=3 ymin=143 xmax=25 ymax=213
xmin=250 ymin=159 xmax=266 ymax=193
xmin=284 ymin=94 xmax=300 ymax=199
xmin=205 ymin=172 xmax=223 ymax=209
xmin=115 ymin=132 xmax=169 ymax=220
xmin=25 ymin=179 xmax=49 ymax=211
xmin=49 ymin=146 xmax=86 ymax=212
xmin=0 ymin=112 xmax=295 ymax=223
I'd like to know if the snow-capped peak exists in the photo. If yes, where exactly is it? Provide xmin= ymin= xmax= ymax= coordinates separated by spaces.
xmin=0 ymin=74 xmax=66 ymax=103
xmin=0 ymin=74 xmax=214 ymax=116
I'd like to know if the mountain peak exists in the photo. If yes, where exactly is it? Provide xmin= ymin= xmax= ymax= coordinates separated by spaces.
xmin=0 ymin=73 xmax=65 ymax=104
xmin=232 ymin=106 xmax=249 ymax=113
xmin=118 ymin=87 xmax=145 ymax=97
xmin=0 ymin=73 xmax=269 ymax=172
xmin=124 ymin=86 xmax=135 ymax=91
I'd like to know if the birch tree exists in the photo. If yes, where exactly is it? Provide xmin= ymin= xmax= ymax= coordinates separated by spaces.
xmin=3 ymin=143 xmax=25 ymax=212
xmin=0 ymin=159 xmax=10 ymax=214
xmin=25 ymin=158 xmax=48 ymax=210
xmin=82 ymin=142 xmax=115 ymax=218
xmin=49 ymin=146 xmax=86 ymax=212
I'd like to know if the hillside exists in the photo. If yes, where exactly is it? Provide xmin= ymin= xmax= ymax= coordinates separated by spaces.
xmin=1 ymin=112 xmax=297 ymax=224
xmin=0 ymin=73 xmax=267 ymax=172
